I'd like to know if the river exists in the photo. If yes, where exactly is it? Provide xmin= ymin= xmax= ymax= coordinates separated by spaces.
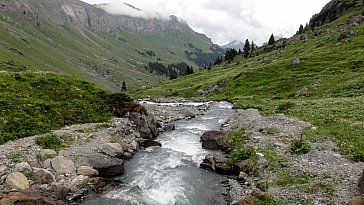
xmin=83 ymin=101 xmax=235 ymax=205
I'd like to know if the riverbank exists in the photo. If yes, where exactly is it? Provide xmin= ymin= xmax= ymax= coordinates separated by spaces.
xmin=0 ymin=98 xmax=209 ymax=204
xmin=201 ymin=108 xmax=364 ymax=204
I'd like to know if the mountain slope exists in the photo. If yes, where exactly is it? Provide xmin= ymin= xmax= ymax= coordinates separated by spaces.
xmin=0 ymin=0 xmax=224 ymax=91
xmin=133 ymin=1 xmax=364 ymax=161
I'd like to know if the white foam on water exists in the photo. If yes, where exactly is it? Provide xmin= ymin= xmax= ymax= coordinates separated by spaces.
xmin=138 ymin=101 xmax=213 ymax=107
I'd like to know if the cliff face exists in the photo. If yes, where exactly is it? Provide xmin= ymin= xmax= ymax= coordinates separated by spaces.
xmin=0 ymin=0 xmax=192 ymax=34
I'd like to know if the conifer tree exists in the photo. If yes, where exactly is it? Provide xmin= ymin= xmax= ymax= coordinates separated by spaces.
xmin=243 ymin=39 xmax=250 ymax=58
xmin=298 ymin=24 xmax=304 ymax=34
xmin=268 ymin=34 xmax=275 ymax=45
xmin=121 ymin=81 xmax=127 ymax=91
xmin=251 ymin=41 xmax=255 ymax=52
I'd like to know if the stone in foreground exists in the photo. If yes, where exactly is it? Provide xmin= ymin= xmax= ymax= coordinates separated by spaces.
xmin=51 ymin=156 xmax=76 ymax=175
xmin=5 ymin=172 xmax=30 ymax=190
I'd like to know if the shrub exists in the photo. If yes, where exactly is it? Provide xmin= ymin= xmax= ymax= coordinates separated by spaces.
xmin=277 ymin=101 xmax=295 ymax=111
xmin=35 ymin=135 xmax=62 ymax=150
xmin=229 ymin=147 xmax=256 ymax=165
xmin=290 ymin=138 xmax=311 ymax=154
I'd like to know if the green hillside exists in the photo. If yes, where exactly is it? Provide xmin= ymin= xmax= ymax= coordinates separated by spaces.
xmin=0 ymin=1 xmax=223 ymax=91
xmin=133 ymin=5 xmax=364 ymax=161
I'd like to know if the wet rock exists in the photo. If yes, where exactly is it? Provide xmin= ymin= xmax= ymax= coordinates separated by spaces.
xmin=359 ymin=169 xmax=364 ymax=194
xmin=0 ymin=190 xmax=66 ymax=205
xmin=5 ymin=172 xmax=30 ymax=190
xmin=200 ymin=153 xmax=235 ymax=175
xmin=33 ymin=169 xmax=56 ymax=185
xmin=200 ymin=131 xmax=225 ymax=150
xmin=89 ymin=177 xmax=122 ymax=194
xmin=180 ymin=110 xmax=196 ymax=118
xmin=15 ymin=162 xmax=32 ymax=173
xmin=87 ymin=154 xmax=124 ymax=178
xmin=163 ymin=123 xmax=176 ymax=131
xmin=139 ymin=139 xmax=162 ymax=148
xmin=77 ymin=166 xmax=99 ymax=176
xmin=67 ymin=188 xmax=88 ymax=202
xmin=349 ymin=196 xmax=364 ymax=205
xmin=51 ymin=156 xmax=76 ymax=175
xmin=128 ymin=112 xmax=159 ymax=139
xmin=99 ymin=143 xmax=124 ymax=158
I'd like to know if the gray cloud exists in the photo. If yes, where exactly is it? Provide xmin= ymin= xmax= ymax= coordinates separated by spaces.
xmin=81 ymin=0 xmax=329 ymax=45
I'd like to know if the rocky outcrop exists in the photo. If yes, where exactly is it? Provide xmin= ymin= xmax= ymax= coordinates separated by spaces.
xmin=138 ymin=139 xmax=162 ymax=148
xmin=200 ymin=153 xmax=236 ymax=175
xmin=77 ymin=166 xmax=99 ymax=176
xmin=359 ymin=169 xmax=364 ymax=194
xmin=99 ymin=143 xmax=124 ymax=158
xmin=128 ymin=112 xmax=159 ymax=139
xmin=0 ymin=0 xmax=193 ymax=35
xmin=51 ymin=156 xmax=76 ymax=175
xmin=0 ymin=190 xmax=66 ymax=205
xmin=200 ymin=131 xmax=225 ymax=150
xmin=5 ymin=172 xmax=30 ymax=190
xmin=87 ymin=154 xmax=124 ymax=178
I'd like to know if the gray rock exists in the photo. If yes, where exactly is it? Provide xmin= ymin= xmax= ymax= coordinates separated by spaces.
xmin=77 ymin=166 xmax=99 ymax=176
xmin=87 ymin=154 xmax=124 ymax=177
xmin=131 ymin=140 xmax=139 ymax=150
xmin=180 ymin=110 xmax=196 ymax=118
xmin=71 ymin=175 xmax=89 ymax=190
xmin=43 ymin=158 xmax=52 ymax=168
xmin=139 ymin=139 xmax=162 ymax=148
xmin=51 ymin=156 xmax=76 ymax=175
xmin=58 ymin=150 xmax=70 ymax=157
xmin=99 ymin=143 xmax=124 ymax=158
xmin=359 ymin=169 xmax=364 ymax=194
xmin=41 ymin=149 xmax=57 ymax=157
xmin=163 ymin=123 xmax=176 ymax=131
xmin=292 ymin=58 xmax=300 ymax=65
xmin=15 ymin=162 xmax=32 ymax=173
xmin=128 ymin=112 xmax=159 ymax=139
xmin=296 ymin=86 xmax=308 ymax=97
xmin=32 ymin=169 xmax=55 ymax=184
xmin=200 ymin=131 xmax=225 ymax=150
xmin=5 ymin=172 xmax=30 ymax=190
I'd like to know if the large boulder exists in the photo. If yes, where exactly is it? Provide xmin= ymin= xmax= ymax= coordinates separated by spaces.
xmin=163 ymin=123 xmax=176 ymax=131
xmin=99 ymin=143 xmax=124 ymax=158
xmin=33 ymin=169 xmax=56 ymax=185
xmin=87 ymin=154 xmax=124 ymax=178
xmin=201 ymin=131 xmax=225 ymax=150
xmin=51 ymin=156 xmax=76 ymax=175
xmin=77 ymin=166 xmax=99 ymax=176
xmin=128 ymin=112 xmax=159 ymax=139
xmin=0 ymin=190 xmax=66 ymax=205
xmin=349 ymin=196 xmax=364 ymax=205
xmin=5 ymin=172 xmax=30 ymax=190
xmin=200 ymin=153 xmax=235 ymax=175
xmin=359 ymin=169 xmax=364 ymax=194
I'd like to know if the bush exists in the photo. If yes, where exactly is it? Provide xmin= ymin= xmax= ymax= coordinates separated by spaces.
xmin=277 ymin=101 xmax=296 ymax=111
xmin=229 ymin=147 xmax=256 ymax=165
xmin=35 ymin=135 xmax=62 ymax=150
xmin=290 ymin=138 xmax=311 ymax=154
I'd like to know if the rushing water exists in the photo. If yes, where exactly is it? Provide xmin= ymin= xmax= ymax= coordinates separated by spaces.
xmin=84 ymin=101 xmax=235 ymax=205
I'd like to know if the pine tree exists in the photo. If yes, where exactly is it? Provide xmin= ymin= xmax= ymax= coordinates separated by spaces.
xmin=251 ymin=41 xmax=255 ymax=52
xmin=243 ymin=39 xmax=250 ymax=58
xmin=298 ymin=24 xmax=304 ymax=34
xmin=121 ymin=81 xmax=127 ymax=91
xmin=268 ymin=34 xmax=275 ymax=45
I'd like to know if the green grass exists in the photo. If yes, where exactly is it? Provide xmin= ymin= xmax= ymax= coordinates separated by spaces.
xmin=0 ymin=71 xmax=114 ymax=144
xmin=35 ymin=135 xmax=63 ymax=151
xmin=0 ymin=8 xmax=221 ymax=91
xmin=132 ymin=7 xmax=364 ymax=161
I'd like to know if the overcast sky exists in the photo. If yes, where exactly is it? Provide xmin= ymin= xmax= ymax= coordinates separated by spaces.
xmin=81 ymin=0 xmax=330 ymax=45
